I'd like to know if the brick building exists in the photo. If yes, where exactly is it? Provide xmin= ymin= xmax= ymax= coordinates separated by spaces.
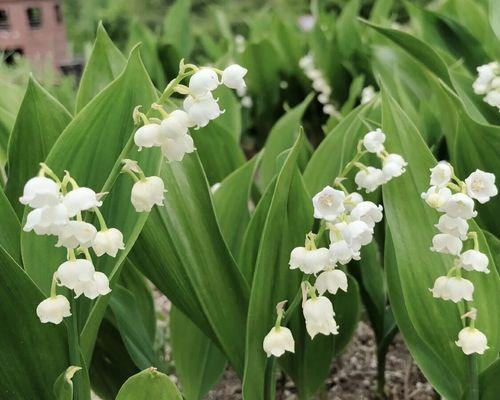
xmin=0 ymin=0 xmax=68 ymax=68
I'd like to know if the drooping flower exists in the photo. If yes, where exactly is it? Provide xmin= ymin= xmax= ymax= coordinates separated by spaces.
xmin=315 ymin=269 xmax=348 ymax=295
xmin=55 ymin=259 xmax=95 ymax=291
xmin=303 ymin=296 xmax=338 ymax=339
xmin=188 ymin=68 xmax=219 ymax=96
xmin=183 ymin=92 xmax=223 ymax=128
xmin=441 ymin=193 xmax=477 ymax=220
xmin=362 ymin=129 xmax=386 ymax=154
xmin=289 ymin=246 xmax=330 ymax=275
xmin=262 ymin=326 xmax=295 ymax=358
xmin=92 ymin=228 xmax=125 ymax=257
xmin=340 ymin=220 xmax=373 ymax=251
xmin=434 ymin=214 xmax=469 ymax=240
xmin=430 ymin=233 xmax=463 ymax=256
xmin=36 ymin=295 xmax=71 ymax=324
xmin=221 ymin=64 xmax=247 ymax=91
xmin=458 ymin=250 xmax=490 ymax=274
xmin=464 ymin=169 xmax=498 ymax=204
xmin=455 ymin=327 xmax=489 ymax=355
xmin=63 ymin=187 xmax=102 ymax=217
xmin=312 ymin=186 xmax=345 ymax=221
xmin=134 ymin=123 xmax=162 ymax=150
xmin=354 ymin=167 xmax=386 ymax=193
xmin=382 ymin=153 xmax=407 ymax=178
xmin=23 ymin=204 xmax=69 ymax=235
xmin=73 ymin=271 xmax=111 ymax=299
xmin=329 ymin=240 xmax=360 ymax=265
xmin=421 ymin=186 xmax=452 ymax=210
xmin=429 ymin=162 xmax=453 ymax=187
xmin=160 ymin=133 xmax=195 ymax=162
xmin=19 ymin=176 xmax=61 ymax=208
xmin=56 ymin=221 xmax=97 ymax=249
xmin=472 ymin=62 xmax=498 ymax=95
xmin=360 ymin=85 xmax=376 ymax=104
xmin=343 ymin=192 xmax=363 ymax=212
xmin=349 ymin=201 xmax=383 ymax=228
xmin=430 ymin=276 xmax=474 ymax=303
xmin=131 ymin=176 xmax=165 ymax=212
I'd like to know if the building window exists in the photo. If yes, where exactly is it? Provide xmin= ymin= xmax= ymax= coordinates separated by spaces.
xmin=54 ymin=4 xmax=62 ymax=23
xmin=26 ymin=7 xmax=42 ymax=28
xmin=0 ymin=9 xmax=9 ymax=30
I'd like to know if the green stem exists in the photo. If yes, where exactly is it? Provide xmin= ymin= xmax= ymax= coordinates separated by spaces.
xmin=264 ymin=357 xmax=277 ymax=400
xmin=158 ymin=70 xmax=196 ymax=104
xmin=467 ymin=354 xmax=479 ymax=400
xmin=93 ymin=207 xmax=108 ymax=230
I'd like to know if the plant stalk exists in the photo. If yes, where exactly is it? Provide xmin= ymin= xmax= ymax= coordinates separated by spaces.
xmin=467 ymin=354 xmax=479 ymax=400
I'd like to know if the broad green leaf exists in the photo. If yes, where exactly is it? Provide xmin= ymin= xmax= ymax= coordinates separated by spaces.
xmin=336 ymin=0 xmax=362 ymax=59
xmin=162 ymin=0 xmax=193 ymax=58
xmin=257 ymin=94 xmax=313 ymax=190
xmin=130 ymin=152 xmax=249 ymax=375
xmin=242 ymin=134 xmax=313 ymax=399
xmin=75 ymin=23 xmax=126 ymax=113
xmin=5 ymin=77 xmax=72 ymax=217
xmin=479 ymin=358 xmax=500 ymax=399
xmin=170 ymin=306 xmax=226 ymax=400
xmin=54 ymin=366 xmax=81 ymax=400
xmin=115 ymin=368 xmax=182 ymax=400
xmin=381 ymin=91 xmax=500 ymax=398
xmin=0 ymin=184 xmax=21 ymax=263
xmin=490 ymin=0 xmax=500 ymax=39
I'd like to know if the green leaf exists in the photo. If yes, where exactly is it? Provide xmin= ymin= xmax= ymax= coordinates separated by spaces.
xmin=0 ymin=184 xmax=21 ymax=263
xmin=162 ymin=0 xmax=193 ymax=58
xmin=479 ymin=358 xmax=500 ymax=399
xmin=491 ymin=0 xmax=500 ymax=40
xmin=5 ymin=76 xmax=72 ymax=217
xmin=75 ymin=23 xmax=126 ymax=113
xmin=115 ymin=368 xmax=182 ymax=400
xmin=336 ymin=0 xmax=362 ymax=59
xmin=54 ymin=366 xmax=82 ymax=400
xmin=170 ymin=306 xmax=226 ymax=400
xmin=242 ymin=133 xmax=313 ymax=399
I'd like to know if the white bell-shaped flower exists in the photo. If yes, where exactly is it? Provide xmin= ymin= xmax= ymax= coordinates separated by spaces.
xmin=262 ymin=326 xmax=295 ymax=358
xmin=92 ymin=228 xmax=125 ymax=257
xmin=360 ymin=86 xmax=376 ymax=104
xmin=341 ymin=220 xmax=373 ymax=251
xmin=312 ymin=186 xmax=345 ymax=221
xmin=458 ymin=250 xmax=490 ymax=273
xmin=160 ymin=110 xmax=193 ymax=140
xmin=430 ymin=233 xmax=463 ymax=256
xmin=222 ymin=64 xmax=248 ymax=91
xmin=362 ymin=128 xmax=386 ymax=154
xmin=20 ymin=176 xmax=60 ymax=208
xmin=349 ymin=201 xmax=383 ymax=229
xmin=455 ymin=327 xmax=489 ymax=355
xmin=421 ymin=186 xmax=452 ymax=210
xmin=430 ymin=276 xmax=474 ymax=303
xmin=355 ymin=167 xmax=386 ymax=193
xmin=56 ymin=259 xmax=94 ymax=290
xmin=382 ymin=153 xmax=407 ymax=178
xmin=74 ymin=271 xmax=111 ymax=299
xmin=160 ymin=134 xmax=195 ymax=162
xmin=435 ymin=214 xmax=469 ymax=240
xmin=56 ymin=221 xmax=97 ymax=249
xmin=289 ymin=246 xmax=330 ymax=274
xmin=36 ymin=295 xmax=71 ymax=324
xmin=303 ymin=296 xmax=338 ymax=339
xmin=343 ymin=192 xmax=363 ymax=212
xmin=472 ymin=62 xmax=498 ymax=94
xmin=465 ymin=169 xmax=498 ymax=204
xmin=441 ymin=193 xmax=477 ymax=219
xmin=24 ymin=204 xmax=69 ymax=235
xmin=63 ymin=187 xmax=102 ymax=217
xmin=315 ymin=269 xmax=348 ymax=295
xmin=188 ymin=68 xmax=219 ymax=96
xmin=484 ymin=90 xmax=500 ymax=109
xmin=329 ymin=240 xmax=360 ymax=265
xmin=134 ymin=123 xmax=162 ymax=150
xmin=429 ymin=162 xmax=453 ymax=187
xmin=183 ymin=92 xmax=223 ymax=128
xmin=131 ymin=176 xmax=165 ymax=212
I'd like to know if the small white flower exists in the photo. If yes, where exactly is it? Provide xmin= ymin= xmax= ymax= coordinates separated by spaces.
xmin=303 ymin=296 xmax=338 ymax=339
xmin=24 ymin=204 xmax=69 ymax=235
xmin=131 ymin=176 xmax=165 ymax=212
xmin=360 ymin=86 xmax=376 ymax=104
xmin=221 ymin=64 xmax=247 ymax=91
xmin=134 ymin=123 xmax=162 ymax=150
xmin=183 ymin=92 xmax=223 ymax=128
xmin=323 ymin=104 xmax=337 ymax=116
xmin=188 ymin=68 xmax=219 ymax=96
xmin=458 ymin=250 xmax=490 ymax=273
xmin=430 ymin=276 xmax=474 ymax=303
xmin=297 ymin=14 xmax=315 ymax=32
xmin=19 ymin=176 xmax=60 ymax=208
xmin=262 ymin=326 xmax=295 ymax=357
xmin=56 ymin=259 xmax=94 ymax=291
xmin=430 ymin=233 xmax=463 ymax=256
xmin=382 ymin=154 xmax=407 ymax=178
xmin=329 ymin=240 xmax=360 ymax=265
xmin=350 ymin=201 xmax=383 ymax=228
xmin=472 ymin=62 xmax=498 ymax=95
xmin=421 ymin=186 xmax=452 ymax=209
xmin=343 ymin=192 xmax=363 ymax=212
xmin=74 ymin=271 xmax=111 ymax=299
xmin=312 ymin=77 xmax=329 ymax=93
xmin=160 ymin=110 xmax=193 ymax=140
xmin=56 ymin=221 xmax=97 ymax=249
xmin=317 ymin=92 xmax=329 ymax=104
xmin=160 ymin=133 xmax=195 ymax=162
xmin=484 ymin=89 xmax=500 ymax=109
xmin=441 ymin=193 xmax=477 ymax=219
xmin=36 ymin=295 xmax=71 ymax=324
xmin=455 ymin=327 xmax=489 ymax=355
xmin=355 ymin=167 xmax=386 ymax=193
xmin=429 ymin=162 xmax=453 ymax=187
xmin=362 ymin=128 xmax=386 ymax=154
xmin=63 ymin=187 xmax=102 ymax=217
xmin=435 ymin=215 xmax=469 ymax=240
xmin=312 ymin=186 xmax=345 ymax=221
xmin=341 ymin=220 xmax=374 ymax=251
xmin=315 ymin=269 xmax=348 ymax=295
xmin=92 ymin=228 xmax=125 ymax=257
xmin=299 ymin=54 xmax=314 ymax=70
xmin=241 ymin=96 xmax=253 ymax=108
xmin=465 ymin=169 xmax=498 ymax=204
xmin=289 ymin=246 xmax=330 ymax=274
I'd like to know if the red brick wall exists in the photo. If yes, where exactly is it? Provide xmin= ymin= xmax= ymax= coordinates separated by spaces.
xmin=0 ymin=0 xmax=67 ymax=68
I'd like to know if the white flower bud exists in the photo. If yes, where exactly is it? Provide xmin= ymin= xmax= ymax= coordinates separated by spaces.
xmin=134 ymin=123 xmax=162 ymax=150
xmin=455 ymin=327 xmax=489 ymax=355
xmin=56 ymin=221 xmax=97 ymax=249
xmin=382 ymin=154 xmax=407 ymax=178
xmin=63 ymin=187 xmax=102 ymax=217
xmin=289 ymin=247 xmax=330 ymax=274
xmin=20 ymin=176 xmax=60 ymax=208
xmin=362 ymin=128 xmax=386 ymax=154
xmin=429 ymin=162 xmax=453 ymax=187
xmin=92 ymin=228 xmax=125 ymax=257
xmin=465 ymin=169 xmax=498 ymax=204
xmin=430 ymin=233 xmax=463 ymax=256
xmin=435 ymin=214 xmax=469 ymax=240
xmin=360 ymin=86 xmax=376 ymax=104
xmin=183 ymin=92 xmax=223 ymax=128
xmin=188 ymin=68 xmax=219 ymax=96
xmin=312 ymin=186 xmax=345 ymax=221
xmin=343 ymin=192 xmax=363 ymax=212
xmin=56 ymin=259 xmax=94 ymax=291
xmin=458 ymin=250 xmax=490 ymax=273
xmin=36 ymin=295 xmax=71 ymax=324
xmin=262 ymin=326 xmax=295 ymax=357
xmin=23 ymin=204 xmax=69 ymax=235
xmin=131 ymin=176 xmax=165 ymax=212
xmin=303 ymin=296 xmax=338 ymax=339
xmin=315 ymin=269 xmax=348 ymax=295
xmin=317 ymin=92 xmax=330 ymax=104
xmin=349 ymin=201 xmax=383 ymax=229
xmin=74 ymin=271 xmax=111 ymax=299
xmin=421 ymin=186 xmax=451 ymax=209
xmin=160 ymin=134 xmax=195 ymax=162
xmin=441 ymin=193 xmax=477 ymax=219
xmin=355 ymin=167 xmax=386 ymax=193
xmin=430 ymin=276 xmax=474 ymax=303
xmin=221 ymin=64 xmax=247 ymax=91
xmin=329 ymin=240 xmax=360 ymax=265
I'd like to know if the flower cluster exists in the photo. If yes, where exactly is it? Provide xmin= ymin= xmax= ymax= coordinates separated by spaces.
xmin=472 ymin=61 xmax=500 ymax=111
xmin=21 ymin=164 xmax=123 ymax=324
xmin=262 ymin=129 xmax=407 ymax=357
xmin=423 ymin=162 xmax=497 ymax=355
xmin=299 ymin=53 xmax=339 ymax=117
